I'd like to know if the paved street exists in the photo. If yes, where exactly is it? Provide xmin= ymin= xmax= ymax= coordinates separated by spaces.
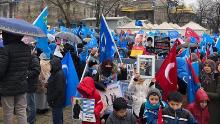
xmin=0 ymin=107 xmax=82 ymax=124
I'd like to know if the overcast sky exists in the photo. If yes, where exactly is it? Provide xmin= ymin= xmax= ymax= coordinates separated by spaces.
xmin=184 ymin=0 xmax=198 ymax=8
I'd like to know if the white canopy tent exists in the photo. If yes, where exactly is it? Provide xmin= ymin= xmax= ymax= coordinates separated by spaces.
xmin=152 ymin=22 xmax=175 ymax=32
xmin=117 ymin=20 xmax=152 ymax=33
xmin=179 ymin=21 xmax=208 ymax=35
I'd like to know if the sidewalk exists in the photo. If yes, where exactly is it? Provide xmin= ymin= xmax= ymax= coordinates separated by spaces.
xmin=0 ymin=107 xmax=82 ymax=124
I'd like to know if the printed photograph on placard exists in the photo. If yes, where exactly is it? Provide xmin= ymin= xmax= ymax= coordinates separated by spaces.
xmin=99 ymin=83 xmax=122 ymax=111
xmin=71 ymin=97 xmax=96 ymax=122
xmin=137 ymin=55 xmax=155 ymax=79
xmin=126 ymin=64 xmax=134 ymax=80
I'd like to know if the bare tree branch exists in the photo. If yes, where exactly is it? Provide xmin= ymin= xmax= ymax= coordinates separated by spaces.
xmin=104 ymin=0 xmax=121 ymax=16
xmin=47 ymin=0 xmax=59 ymax=6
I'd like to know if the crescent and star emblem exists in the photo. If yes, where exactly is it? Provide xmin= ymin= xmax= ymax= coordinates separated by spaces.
xmin=101 ymin=33 xmax=106 ymax=52
xmin=165 ymin=63 xmax=175 ymax=84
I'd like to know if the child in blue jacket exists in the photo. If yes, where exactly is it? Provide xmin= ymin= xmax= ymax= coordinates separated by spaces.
xmin=139 ymin=88 xmax=166 ymax=124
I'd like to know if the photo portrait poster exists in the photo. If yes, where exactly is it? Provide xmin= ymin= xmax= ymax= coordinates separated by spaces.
xmin=137 ymin=55 xmax=155 ymax=79
xmin=71 ymin=97 xmax=96 ymax=122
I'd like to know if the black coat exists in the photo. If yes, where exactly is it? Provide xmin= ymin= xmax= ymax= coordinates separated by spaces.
xmin=47 ymin=57 xmax=66 ymax=107
xmin=27 ymin=55 xmax=41 ymax=93
xmin=0 ymin=41 xmax=31 ymax=96
xmin=162 ymin=107 xmax=198 ymax=124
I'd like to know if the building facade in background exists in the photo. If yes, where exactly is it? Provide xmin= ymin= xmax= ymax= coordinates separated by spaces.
xmin=0 ymin=0 xmax=196 ymax=27
xmin=13 ymin=0 xmax=96 ymax=26
xmin=0 ymin=0 xmax=19 ymax=18
xmin=82 ymin=16 xmax=132 ymax=30
xmin=119 ymin=0 xmax=167 ymax=24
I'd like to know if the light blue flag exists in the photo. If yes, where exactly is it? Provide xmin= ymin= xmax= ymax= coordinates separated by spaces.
xmin=190 ymin=37 xmax=197 ymax=43
xmin=187 ymin=61 xmax=200 ymax=103
xmin=138 ymin=30 xmax=145 ymax=34
xmin=85 ymin=37 xmax=98 ymax=50
xmin=99 ymin=15 xmax=116 ymax=63
xmin=81 ymin=26 xmax=92 ymax=38
xmin=71 ymin=28 xmax=79 ymax=35
xmin=202 ymin=33 xmax=215 ymax=46
xmin=62 ymin=52 xmax=79 ymax=106
xmin=33 ymin=6 xmax=51 ymax=58
xmin=48 ymin=27 xmax=56 ymax=34
xmin=178 ymin=48 xmax=190 ymax=58
xmin=161 ymin=33 xmax=167 ymax=38
xmin=168 ymin=30 xmax=179 ymax=39
xmin=60 ymin=26 xmax=68 ymax=32
xmin=215 ymin=38 xmax=220 ymax=53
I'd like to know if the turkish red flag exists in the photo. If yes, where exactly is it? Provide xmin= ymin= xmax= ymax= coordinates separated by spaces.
xmin=157 ymin=107 xmax=164 ymax=124
xmin=196 ymin=47 xmax=200 ymax=60
xmin=185 ymin=27 xmax=200 ymax=42
xmin=155 ymin=43 xmax=178 ymax=100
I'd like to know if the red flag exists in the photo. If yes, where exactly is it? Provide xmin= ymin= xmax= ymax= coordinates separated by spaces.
xmin=186 ymin=58 xmax=200 ymax=84
xmin=196 ymin=47 xmax=200 ymax=60
xmin=156 ymin=43 xmax=178 ymax=100
xmin=185 ymin=27 xmax=200 ymax=42
xmin=157 ymin=107 xmax=164 ymax=124
xmin=206 ymin=46 xmax=210 ymax=57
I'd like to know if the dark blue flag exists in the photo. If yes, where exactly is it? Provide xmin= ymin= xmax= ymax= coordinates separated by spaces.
xmin=99 ymin=15 xmax=116 ymax=63
xmin=62 ymin=52 xmax=79 ymax=106
xmin=135 ymin=20 xmax=143 ymax=26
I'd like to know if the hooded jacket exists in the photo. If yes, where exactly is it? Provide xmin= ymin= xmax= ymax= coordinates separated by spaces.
xmin=0 ymin=31 xmax=31 ymax=96
xmin=162 ymin=107 xmax=198 ymax=124
xmin=77 ymin=77 xmax=104 ymax=124
xmin=47 ymin=57 xmax=66 ymax=107
xmin=187 ymin=89 xmax=210 ymax=124
xmin=128 ymin=78 xmax=155 ymax=116
xmin=200 ymin=59 xmax=216 ymax=92
xmin=27 ymin=55 xmax=41 ymax=93
xmin=139 ymin=88 xmax=166 ymax=124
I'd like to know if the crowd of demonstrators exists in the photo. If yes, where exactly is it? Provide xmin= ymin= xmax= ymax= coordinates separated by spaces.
xmin=1 ymin=20 xmax=220 ymax=124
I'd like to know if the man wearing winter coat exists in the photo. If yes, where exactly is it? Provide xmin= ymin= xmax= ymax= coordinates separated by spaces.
xmin=0 ymin=31 xmax=31 ymax=124
xmin=47 ymin=57 xmax=66 ymax=124
xmin=27 ymin=48 xmax=41 ymax=124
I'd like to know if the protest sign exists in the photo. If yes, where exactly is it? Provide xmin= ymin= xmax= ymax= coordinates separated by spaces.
xmin=154 ymin=36 xmax=170 ymax=55
xmin=137 ymin=55 xmax=155 ymax=79
xmin=72 ymin=97 xmax=96 ymax=122
xmin=99 ymin=83 xmax=122 ymax=111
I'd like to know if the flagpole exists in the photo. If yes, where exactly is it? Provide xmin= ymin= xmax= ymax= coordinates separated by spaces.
xmin=113 ymin=40 xmax=123 ymax=64
xmin=80 ymin=53 xmax=91 ymax=82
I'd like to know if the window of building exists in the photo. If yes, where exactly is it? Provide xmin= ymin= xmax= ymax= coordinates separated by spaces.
xmin=118 ymin=21 xmax=122 ymax=26
xmin=84 ymin=8 xmax=86 ymax=17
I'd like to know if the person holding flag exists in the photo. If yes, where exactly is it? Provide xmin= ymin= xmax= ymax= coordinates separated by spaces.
xmin=155 ymin=41 xmax=178 ymax=100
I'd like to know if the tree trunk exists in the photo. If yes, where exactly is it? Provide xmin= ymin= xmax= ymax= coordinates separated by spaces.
xmin=56 ymin=0 xmax=71 ymax=27
xmin=95 ymin=0 xmax=101 ymax=29
xmin=65 ymin=3 xmax=71 ymax=27
xmin=114 ymin=3 xmax=120 ymax=17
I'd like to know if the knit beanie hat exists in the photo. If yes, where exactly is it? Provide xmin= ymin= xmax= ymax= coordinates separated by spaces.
xmin=147 ymin=88 xmax=162 ymax=100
